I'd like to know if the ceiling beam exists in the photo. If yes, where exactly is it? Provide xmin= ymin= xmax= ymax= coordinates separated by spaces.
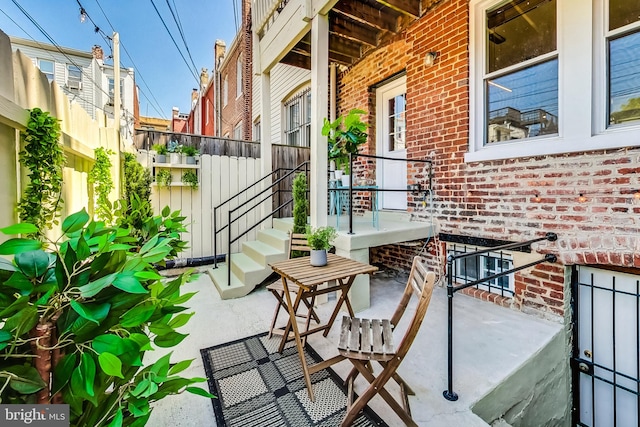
xmin=330 ymin=16 xmax=378 ymax=47
xmin=281 ymin=51 xmax=311 ymax=69
xmin=376 ymin=0 xmax=420 ymax=18
xmin=332 ymin=2 xmax=398 ymax=33
xmin=292 ymin=41 xmax=355 ymax=66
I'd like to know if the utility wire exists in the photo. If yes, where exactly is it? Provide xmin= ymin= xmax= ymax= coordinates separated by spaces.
xmin=164 ymin=0 xmax=199 ymax=78
xmin=232 ymin=0 xmax=239 ymax=33
xmin=148 ymin=0 xmax=199 ymax=83
xmin=171 ymin=0 xmax=186 ymax=41
xmin=93 ymin=0 xmax=167 ymax=118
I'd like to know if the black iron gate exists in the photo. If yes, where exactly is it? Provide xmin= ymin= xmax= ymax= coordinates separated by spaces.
xmin=572 ymin=265 xmax=640 ymax=426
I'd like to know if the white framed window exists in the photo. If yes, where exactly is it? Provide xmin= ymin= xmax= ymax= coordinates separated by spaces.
xmin=253 ymin=118 xmax=261 ymax=141
xmin=223 ymin=75 xmax=228 ymax=106
xmin=107 ymin=78 xmax=124 ymax=105
xmin=283 ymin=88 xmax=311 ymax=147
xmin=468 ymin=0 xmax=640 ymax=162
xmin=233 ymin=122 xmax=243 ymax=140
xmin=66 ymin=64 xmax=82 ymax=90
xmin=236 ymin=55 xmax=243 ymax=98
xmin=447 ymin=245 xmax=515 ymax=296
xmin=38 ymin=59 xmax=54 ymax=82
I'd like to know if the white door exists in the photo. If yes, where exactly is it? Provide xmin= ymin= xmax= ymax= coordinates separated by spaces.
xmin=376 ymin=77 xmax=407 ymax=210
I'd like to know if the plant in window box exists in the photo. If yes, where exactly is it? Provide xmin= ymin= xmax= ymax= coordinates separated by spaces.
xmin=321 ymin=109 xmax=368 ymax=186
xmin=152 ymin=144 xmax=168 ymax=163
xmin=306 ymin=226 xmax=337 ymax=267
xmin=182 ymin=170 xmax=198 ymax=190
xmin=167 ymin=140 xmax=183 ymax=164
xmin=182 ymin=146 xmax=199 ymax=165
xmin=156 ymin=169 xmax=172 ymax=188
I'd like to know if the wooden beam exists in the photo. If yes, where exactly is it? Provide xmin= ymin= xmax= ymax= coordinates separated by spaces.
xmin=376 ymin=0 xmax=420 ymax=18
xmin=292 ymin=41 xmax=354 ymax=66
xmin=330 ymin=16 xmax=378 ymax=47
xmin=298 ymin=35 xmax=362 ymax=61
xmin=281 ymin=51 xmax=311 ymax=69
xmin=332 ymin=2 xmax=398 ymax=32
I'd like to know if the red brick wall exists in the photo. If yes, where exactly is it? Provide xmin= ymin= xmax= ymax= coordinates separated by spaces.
xmin=336 ymin=0 xmax=640 ymax=319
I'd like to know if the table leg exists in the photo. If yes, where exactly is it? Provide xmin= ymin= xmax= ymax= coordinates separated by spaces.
xmin=281 ymin=277 xmax=315 ymax=401
xmin=323 ymin=275 xmax=356 ymax=337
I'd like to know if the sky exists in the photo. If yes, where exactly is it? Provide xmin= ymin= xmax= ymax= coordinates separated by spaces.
xmin=0 ymin=0 xmax=240 ymax=119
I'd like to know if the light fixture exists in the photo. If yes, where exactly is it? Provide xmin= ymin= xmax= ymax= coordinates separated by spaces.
xmin=634 ymin=190 xmax=640 ymax=200
xmin=533 ymin=194 xmax=541 ymax=203
xmin=424 ymin=51 xmax=439 ymax=67
xmin=79 ymin=7 xmax=87 ymax=23
xmin=578 ymin=193 xmax=587 ymax=203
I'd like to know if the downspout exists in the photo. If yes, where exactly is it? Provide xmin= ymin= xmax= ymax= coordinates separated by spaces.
xmin=330 ymin=63 xmax=336 ymax=122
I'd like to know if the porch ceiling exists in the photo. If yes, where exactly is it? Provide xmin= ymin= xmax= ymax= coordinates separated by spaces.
xmin=280 ymin=0 xmax=442 ymax=69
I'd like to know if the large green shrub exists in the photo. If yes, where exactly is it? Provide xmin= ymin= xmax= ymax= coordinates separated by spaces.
xmin=88 ymin=147 xmax=115 ymax=223
xmin=0 ymin=209 xmax=208 ymax=426
xmin=291 ymin=173 xmax=308 ymax=258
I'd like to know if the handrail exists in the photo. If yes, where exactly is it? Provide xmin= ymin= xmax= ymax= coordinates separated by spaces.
xmin=213 ymin=161 xmax=309 ymax=287
xmin=330 ymin=152 xmax=433 ymax=234
xmin=442 ymin=233 xmax=558 ymax=402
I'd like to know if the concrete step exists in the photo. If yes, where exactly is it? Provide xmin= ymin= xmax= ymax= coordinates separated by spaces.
xmin=207 ymin=265 xmax=253 ymax=299
xmin=257 ymin=228 xmax=289 ymax=252
xmin=273 ymin=218 xmax=294 ymax=233
xmin=242 ymin=240 xmax=287 ymax=266
xmin=229 ymin=253 xmax=267 ymax=285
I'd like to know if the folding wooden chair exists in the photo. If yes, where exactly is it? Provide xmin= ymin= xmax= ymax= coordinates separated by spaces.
xmin=266 ymin=232 xmax=320 ymax=339
xmin=337 ymin=256 xmax=436 ymax=427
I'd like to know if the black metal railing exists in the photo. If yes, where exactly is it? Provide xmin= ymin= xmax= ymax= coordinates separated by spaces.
xmin=442 ymin=232 xmax=558 ymax=401
xmin=213 ymin=161 xmax=309 ymax=286
xmin=332 ymin=152 xmax=433 ymax=234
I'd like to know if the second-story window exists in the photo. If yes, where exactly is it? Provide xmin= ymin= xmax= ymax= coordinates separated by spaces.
xmin=38 ymin=59 xmax=54 ymax=82
xmin=67 ymin=64 xmax=82 ymax=90
xmin=234 ymin=122 xmax=242 ymax=139
xmin=107 ymin=78 xmax=124 ymax=105
xmin=283 ymin=88 xmax=311 ymax=147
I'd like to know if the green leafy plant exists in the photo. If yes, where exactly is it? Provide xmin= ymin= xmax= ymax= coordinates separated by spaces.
xmin=167 ymin=140 xmax=182 ymax=154
xmin=291 ymin=173 xmax=308 ymax=258
xmin=88 ymin=147 xmax=115 ymax=224
xmin=181 ymin=146 xmax=198 ymax=157
xmin=305 ymin=226 xmax=337 ymax=250
xmin=17 ymin=108 xmax=66 ymax=236
xmin=114 ymin=153 xmax=153 ymax=239
xmin=156 ymin=170 xmax=172 ymax=188
xmin=0 ymin=209 xmax=211 ymax=426
xmin=151 ymin=144 xmax=167 ymax=155
xmin=321 ymin=109 xmax=368 ymax=175
xmin=181 ymin=171 xmax=198 ymax=190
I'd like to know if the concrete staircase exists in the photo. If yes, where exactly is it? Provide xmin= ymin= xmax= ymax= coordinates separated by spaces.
xmin=208 ymin=218 xmax=293 ymax=299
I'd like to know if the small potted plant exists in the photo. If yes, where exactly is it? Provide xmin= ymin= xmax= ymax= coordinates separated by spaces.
xmin=156 ymin=169 xmax=172 ymax=188
xmin=322 ymin=109 xmax=368 ymax=186
xmin=182 ymin=145 xmax=199 ymax=164
xmin=167 ymin=139 xmax=183 ymax=164
xmin=306 ymin=226 xmax=337 ymax=267
xmin=152 ymin=143 xmax=168 ymax=163
xmin=182 ymin=170 xmax=198 ymax=190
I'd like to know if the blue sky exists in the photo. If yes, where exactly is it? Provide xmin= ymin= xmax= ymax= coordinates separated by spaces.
xmin=0 ymin=0 xmax=240 ymax=119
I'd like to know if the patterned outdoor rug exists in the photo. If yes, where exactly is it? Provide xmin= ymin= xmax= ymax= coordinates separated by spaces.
xmin=200 ymin=332 xmax=388 ymax=427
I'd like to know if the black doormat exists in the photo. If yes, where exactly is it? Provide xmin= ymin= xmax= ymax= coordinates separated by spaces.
xmin=200 ymin=332 xmax=389 ymax=427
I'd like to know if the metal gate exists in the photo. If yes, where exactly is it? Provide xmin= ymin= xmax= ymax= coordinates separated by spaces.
xmin=572 ymin=266 xmax=640 ymax=426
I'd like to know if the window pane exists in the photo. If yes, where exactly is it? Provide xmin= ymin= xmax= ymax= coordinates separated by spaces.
xmin=68 ymin=65 xmax=82 ymax=80
xmin=38 ymin=60 xmax=54 ymax=82
xmin=387 ymin=94 xmax=406 ymax=151
xmin=487 ymin=0 xmax=556 ymax=73
xmin=609 ymin=31 xmax=640 ymax=125
xmin=486 ymin=59 xmax=558 ymax=143
xmin=609 ymin=0 xmax=640 ymax=31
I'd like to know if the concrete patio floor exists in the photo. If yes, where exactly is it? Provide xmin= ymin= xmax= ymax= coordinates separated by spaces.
xmin=148 ymin=266 xmax=563 ymax=426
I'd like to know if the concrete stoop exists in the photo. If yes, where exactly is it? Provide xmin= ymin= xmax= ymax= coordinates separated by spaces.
xmin=208 ymin=218 xmax=292 ymax=299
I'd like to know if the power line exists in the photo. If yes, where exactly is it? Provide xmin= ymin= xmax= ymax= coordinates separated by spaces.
xmin=92 ymin=0 xmax=167 ymax=118
xmin=164 ymin=0 xmax=199 ymax=77
xmin=148 ymin=0 xmax=199 ymax=83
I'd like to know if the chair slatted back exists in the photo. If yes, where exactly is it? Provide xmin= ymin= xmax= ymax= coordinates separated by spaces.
xmin=288 ymin=232 xmax=311 ymax=258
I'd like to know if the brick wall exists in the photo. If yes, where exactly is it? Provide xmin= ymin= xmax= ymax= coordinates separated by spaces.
xmin=336 ymin=0 xmax=640 ymax=319
xmin=220 ymin=35 xmax=250 ymax=139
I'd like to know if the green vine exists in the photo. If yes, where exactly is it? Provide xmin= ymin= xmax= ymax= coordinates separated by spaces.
xmin=17 ymin=108 xmax=65 ymax=237
xmin=181 ymin=170 xmax=198 ymax=190
xmin=88 ymin=147 xmax=115 ymax=223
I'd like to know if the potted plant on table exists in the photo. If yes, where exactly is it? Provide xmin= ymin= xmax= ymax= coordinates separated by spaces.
xmin=152 ymin=143 xmax=168 ymax=163
xmin=322 ymin=109 xmax=369 ymax=186
xmin=306 ymin=226 xmax=337 ymax=267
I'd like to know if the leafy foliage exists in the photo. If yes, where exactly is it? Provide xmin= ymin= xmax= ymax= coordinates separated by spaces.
xmin=151 ymin=144 xmax=167 ymax=155
xmin=181 ymin=171 xmax=198 ymax=190
xmin=291 ymin=173 xmax=308 ymax=258
xmin=17 ymin=108 xmax=65 ymax=236
xmin=181 ymin=146 xmax=198 ymax=157
xmin=155 ymin=170 xmax=172 ymax=188
xmin=0 ymin=209 xmax=210 ymax=426
xmin=123 ymin=153 xmax=152 ymax=206
xmin=88 ymin=147 xmax=115 ymax=223
xmin=305 ymin=226 xmax=337 ymax=250
xmin=321 ymin=109 xmax=368 ymax=175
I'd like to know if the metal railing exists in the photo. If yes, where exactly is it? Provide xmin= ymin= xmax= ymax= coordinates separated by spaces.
xmin=442 ymin=232 xmax=558 ymax=401
xmin=213 ymin=161 xmax=309 ymax=286
xmin=333 ymin=152 xmax=433 ymax=234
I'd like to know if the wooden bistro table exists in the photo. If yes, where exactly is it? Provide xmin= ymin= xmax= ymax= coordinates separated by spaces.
xmin=269 ymin=253 xmax=378 ymax=401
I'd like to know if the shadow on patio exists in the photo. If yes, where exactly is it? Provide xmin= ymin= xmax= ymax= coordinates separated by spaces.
xmin=149 ymin=266 xmax=565 ymax=427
